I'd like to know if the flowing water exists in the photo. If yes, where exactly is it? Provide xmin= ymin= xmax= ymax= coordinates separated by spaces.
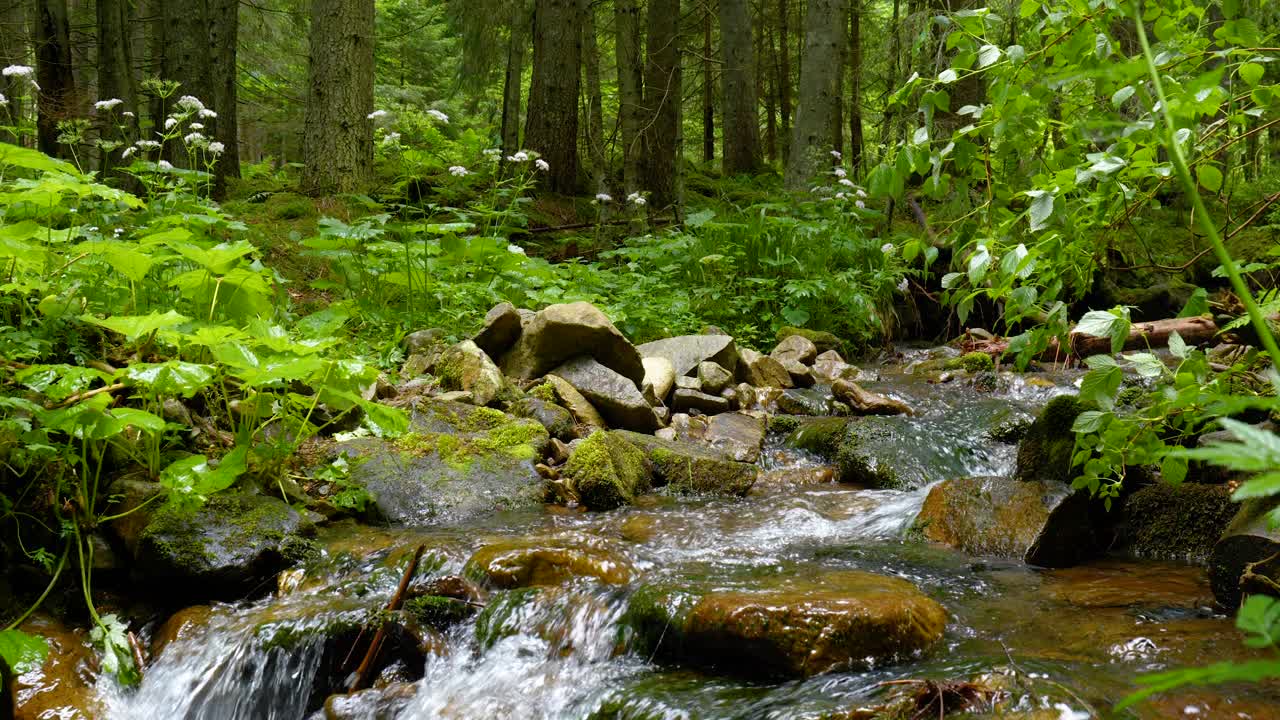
xmin=100 ymin=364 xmax=1277 ymax=719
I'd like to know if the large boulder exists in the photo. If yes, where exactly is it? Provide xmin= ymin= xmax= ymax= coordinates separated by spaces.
xmin=832 ymin=379 xmax=911 ymax=416
xmin=738 ymin=348 xmax=793 ymax=388
xmin=771 ymin=334 xmax=818 ymax=365
xmin=498 ymin=302 xmax=645 ymax=384
xmin=777 ymin=326 xmax=843 ymax=355
xmin=638 ymin=334 xmax=737 ymax=377
xmin=562 ymin=430 xmax=651 ymax=510
xmin=626 ymin=570 xmax=947 ymax=679
xmin=704 ymin=412 xmax=766 ymax=463
xmin=465 ymin=536 xmax=634 ymax=588
xmin=912 ymin=475 xmax=1103 ymax=567
xmin=641 ymin=356 xmax=676 ymax=403
xmin=1015 ymin=395 xmax=1085 ymax=484
xmin=135 ymin=492 xmax=317 ymax=598
xmin=337 ymin=401 xmax=550 ymax=524
xmin=1122 ymin=483 xmax=1237 ymax=565
xmin=1209 ymin=498 xmax=1280 ymax=609
xmin=543 ymin=375 xmax=607 ymax=429
xmin=435 ymin=340 xmax=504 ymax=406
xmin=612 ymin=430 xmax=756 ymax=496
xmin=550 ymin=356 xmax=660 ymax=432
xmin=472 ymin=302 xmax=523 ymax=358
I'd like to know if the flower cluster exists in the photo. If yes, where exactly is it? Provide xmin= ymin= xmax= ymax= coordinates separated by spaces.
xmin=2 ymin=64 xmax=38 ymax=91
xmin=94 ymin=98 xmax=124 ymax=112
xmin=426 ymin=109 xmax=449 ymax=124
xmin=448 ymin=165 xmax=469 ymax=177
xmin=594 ymin=193 xmax=612 ymax=204
xmin=508 ymin=150 xmax=529 ymax=162
xmin=175 ymin=95 xmax=205 ymax=113
xmin=627 ymin=192 xmax=646 ymax=206
xmin=367 ymin=109 xmax=388 ymax=121
xmin=535 ymin=158 xmax=550 ymax=172
xmin=0 ymin=93 xmax=7 ymax=107
xmin=208 ymin=142 xmax=225 ymax=155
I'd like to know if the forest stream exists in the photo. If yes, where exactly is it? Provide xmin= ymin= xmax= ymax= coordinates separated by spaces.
xmin=81 ymin=355 xmax=1272 ymax=720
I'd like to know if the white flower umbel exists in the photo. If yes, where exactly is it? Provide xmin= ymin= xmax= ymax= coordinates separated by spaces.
xmin=627 ymin=192 xmax=646 ymax=206
xmin=897 ymin=278 xmax=909 ymax=292
xmin=535 ymin=158 xmax=550 ymax=172
xmin=507 ymin=244 xmax=526 ymax=255
xmin=595 ymin=193 xmax=613 ymax=203
xmin=122 ymin=111 xmax=135 ymax=118
xmin=208 ymin=142 xmax=225 ymax=155
xmin=0 ymin=93 xmax=6 ymax=107
xmin=855 ymin=199 xmax=866 ymax=209
xmin=483 ymin=148 xmax=501 ymax=158
xmin=830 ymin=150 xmax=842 ymax=159
xmin=834 ymin=167 xmax=847 ymax=178
xmin=157 ymin=160 xmax=174 ymax=170
xmin=448 ymin=165 xmax=469 ymax=177
xmin=856 ymin=188 xmax=867 ymax=198
xmin=881 ymin=242 xmax=894 ymax=254
xmin=189 ymin=122 xmax=204 ymax=130
xmin=381 ymin=132 xmax=401 ymax=145
xmin=835 ymin=192 xmax=847 ymax=200
xmin=507 ymin=150 xmax=529 ymax=162
xmin=175 ymin=95 xmax=205 ymax=112
xmin=427 ymin=109 xmax=449 ymax=123
xmin=367 ymin=109 xmax=388 ymax=121
xmin=838 ymin=178 xmax=855 ymax=187
xmin=183 ymin=131 xmax=207 ymax=147
xmin=135 ymin=140 xmax=161 ymax=150
xmin=121 ymin=146 xmax=136 ymax=159
xmin=94 ymin=98 xmax=124 ymax=111
xmin=198 ymin=108 xmax=217 ymax=119
xmin=164 ymin=117 xmax=178 ymax=130
xmin=2 ymin=64 xmax=38 ymax=90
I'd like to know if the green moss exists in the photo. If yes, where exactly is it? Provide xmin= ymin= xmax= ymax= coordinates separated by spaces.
xmin=529 ymin=381 xmax=558 ymax=403
xmin=462 ymin=406 xmax=508 ymax=432
xmin=834 ymin=422 xmax=903 ymax=490
xmin=563 ymin=430 xmax=649 ymax=510
xmin=776 ymin=326 xmax=843 ymax=354
xmin=405 ymin=594 xmax=475 ymax=629
xmin=1124 ymin=483 xmax=1236 ymax=563
xmin=267 ymin=194 xmax=317 ymax=220
xmin=395 ymin=413 xmax=547 ymax=471
xmin=1015 ymin=395 xmax=1085 ymax=484
xmin=767 ymin=415 xmax=802 ymax=435
xmin=945 ymin=351 xmax=995 ymax=372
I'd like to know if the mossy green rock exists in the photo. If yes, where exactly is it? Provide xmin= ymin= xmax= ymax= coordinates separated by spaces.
xmin=337 ymin=400 xmax=550 ymax=524
xmin=612 ymin=430 xmax=756 ymax=496
xmin=135 ymin=492 xmax=317 ymax=599
xmin=776 ymin=326 xmax=843 ymax=354
xmin=944 ymin=351 xmax=995 ymax=372
xmin=563 ymin=430 xmax=651 ymax=510
xmin=626 ymin=570 xmax=947 ymax=679
xmin=1015 ymin=395 xmax=1085 ymax=485
xmin=1209 ymin=497 xmax=1280 ymax=608
xmin=1123 ymin=483 xmax=1236 ymax=565
xmin=913 ymin=475 xmax=1102 ymax=567
xmin=784 ymin=418 xmax=904 ymax=489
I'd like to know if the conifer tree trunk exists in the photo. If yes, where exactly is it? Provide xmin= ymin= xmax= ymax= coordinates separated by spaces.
xmin=784 ymin=0 xmax=843 ymax=189
xmin=501 ymin=4 xmax=530 ymax=156
xmin=848 ymin=0 xmax=864 ymax=172
xmin=701 ymin=3 xmax=713 ymax=164
xmin=162 ymin=0 xmax=240 ymax=193
xmin=880 ymin=0 xmax=901 ymax=157
xmin=581 ymin=0 xmax=606 ymax=192
xmin=719 ymin=0 xmax=762 ymax=173
xmin=0 ymin=0 xmax=27 ymax=140
xmin=832 ymin=10 xmax=844 ymax=159
xmin=525 ymin=0 xmax=581 ymax=194
xmin=34 ymin=0 xmax=75 ymax=157
xmin=643 ymin=0 xmax=680 ymax=209
xmin=778 ymin=0 xmax=791 ymax=159
xmin=762 ymin=17 xmax=777 ymax=163
xmin=302 ymin=0 xmax=375 ymax=195
xmin=615 ymin=0 xmax=642 ymax=194
xmin=96 ymin=0 xmax=137 ymax=176
xmin=931 ymin=0 xmax=983 ymax=138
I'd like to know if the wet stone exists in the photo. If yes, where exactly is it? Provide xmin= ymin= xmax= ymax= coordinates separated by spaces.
xmin=696 ymin=361 xmax=733 ymax=394
xmin=775 ymin=387 xmax=837 ymax=416
xmin=670 ymin=388 xmax=731 ymax=416
xmin=703 ymin=412 xmax=766 ymax=463
xmin=466 ymin=536 xmax=634 ymax=588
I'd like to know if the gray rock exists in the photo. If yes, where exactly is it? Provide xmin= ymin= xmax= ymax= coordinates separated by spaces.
xmin=135 ymin=492 xmax=316 ymax=599
xmin=739 ymin=348 xmax=793 ymax=388
xmin=551 ymin=356 xmax=660 ymax=432
xmin=1210 ymin=498 xmax=1280 ymax=608
xmin=436 ymin=340 xmax=504 ymax=406
xmin=509 ymin=396 xmax=578 ymax=441
xmin=545 ymin=374 xmax=608 ymax=429
xmin=638 ymin=334 xmax=737 ymax=377
xmin=832 ymin=379 xmax=911 ymax=416
xmin=498 ymin=302 xmax=645 ymax=384
xmin=472 ymin=302 xmax=523 ymax=358
xmin=733 ymin=382 xmax=757 ymax=410
xmin=671 ymin=388 xmax=732 ymax=415
xmin=403 ymin=327 xmax=447 ymax=354
xmin=775 ymin=387 xmax=837 ymax=416
xmin=642 ymin=356 xmax=676 ymax=403
xmin=812 ymin=355 xmax=863 ymax=384
xmin=674 ymin=375 xmax=702 ymax=391
xmin=337 ymin=401 xmax=550 ymax=525
xmin=705 ymin=412 xmax=766 ymax=463
xmin=697 ymin=361 xmax=733 ymax=394
xmin=435 ymin=390 xmax=475 ymax=404
xmin=778 ymin=358 xmax=815 ymax=388
xmin=771 ymin=334 xmax=818 ymax=365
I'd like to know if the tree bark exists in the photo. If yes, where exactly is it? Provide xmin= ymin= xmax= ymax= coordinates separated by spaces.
xmin=302 ymin=0 xmax=375 ymax=195
xmin=831 ymin=2 xmax=845 ymax=159
xmin=880 ymin=0 xmax=901 ymax=158
xmin=525 ymin=0 xmax=581 ymax=194
xmin=581 ymin=0 xmax=606 ymax=192
xmin=701 ymin=2 xmax=713 ymax=164
xmin=95 ymin=0 xmax=138 ymax=177
xmin=718 ymin=0 xmax=762 ymax=174
xmin=848 ymin=0 xmax=864 ymax=172
xmin=0 ymin=0 xmax=27 ymax=140
xmin=33 ymin=0 xmax=75 ymax=157
xmin=778 ymin=0 xmax=791 ymax=160
xmin=642 ymin=0 xmax=680 ymax=210
xmin=615 ymin=0 xmax=642 ymax=194
xmin=501 ymin=3 xmax=530 ymax=157
xmin=931 ymin=0 xmax=984 ymax=138
xmin=762 ymin=16 xmax=777 ymax=164
xmin=784 ymin=0 xmax=843 ymax=189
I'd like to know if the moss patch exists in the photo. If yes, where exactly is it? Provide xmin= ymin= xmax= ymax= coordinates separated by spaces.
xmin=776 ymin=326 xmax=843 ymax=354
xmin=529 ymin=381 xmax=558 ymax=403
xmin=1124 ymin=483 xmax=1236 ymax=564
xmin=1015 ymin=395 xmax=1085 ymax=485
xmin=945 ymin=351 xmax=995 ymax=372
xmin=562 ymin=430 xmax=650 ymax=510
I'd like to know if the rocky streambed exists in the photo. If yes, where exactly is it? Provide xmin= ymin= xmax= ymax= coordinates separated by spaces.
xmin=10 ymin=303 xmax=1278 ymax=719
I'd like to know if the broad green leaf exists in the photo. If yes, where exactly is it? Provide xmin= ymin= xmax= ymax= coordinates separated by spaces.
xmin=0 ymin=143 xmax=81 ymax=176
xmin=1119 ymin=659 xmax=1280 ymax=710
xmin=108 ymin=408 xmax=167 ymax=433
xmin=1177 ymin=287 xmax=1210 ymax=317
xmin=1168 ymin=331 xmax=1188 ymax=359
xmin=1196 ymin=164 xmax=1223 ymax=192
xmin=940 ymin=272 xmax=964 ymax=289
xmin=81 ymin=310 xmax=189 ymax=341
xmin=121 ymin=361 xmax=216 ymax=397
xmin=1111 ymin=85 xmax=1136 ymax=107
xmin=0 ymin=629 xmax=49 ymax=674
xmin=1160 ymin=454 xmax=1188 ymax=485
xmin=977 ymin=44 xmax=1001 ymax=67
xmin=967 ymin=245 xmax=991 ymax=285
xmin=912 ymin=126 xmax=929 ymax=145
xmin=1232 ymin=472 xmax=1280 ymax=501
xmin=1026 ymin=190 xmax=1055 ymax=232
xmin=160 ymin=446 xmax=248 ymax=499
xmin=1123 ymin=352 xmax=1166 ymax=379
xmin=1239 ymin=62 xmax=1264 ymax=87
xmin=1075 ymin=309 xmax=1130 ymax=354
xmin=1079 ymin=365 xmax=1122 ymax=410
xmin=938 ymin=69 xmax=958 ymax=84
xmin=1072 ymin=410 xmax=1111 ymax=433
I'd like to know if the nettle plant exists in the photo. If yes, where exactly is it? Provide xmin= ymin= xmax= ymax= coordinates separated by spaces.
xmin=869 ymin=0 xmax=1279 ymax=366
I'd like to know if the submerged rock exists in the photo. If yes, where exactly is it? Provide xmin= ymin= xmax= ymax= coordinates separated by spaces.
xmin=1122 ymin=483 xmax=1237 ymax=565
xmin=135 ymin=492 xmax=317 ymax=598
xmin=1015 ymin=395 xmax=1084 ymax=485
xmin=498 ymin=302 xmax=645 ymax=384
xmin=562 ymin=430 xmax=651 ymax=510
xmin=324 ymin=683 xmax=419 ymax=720
xmin=775 ymin=387 xmax=838 ymax=416
xmin=626 ymin=570 xmax=947 ymax=679
xmin=613 ymin=430 xmax=756 ymax=496
xmin=466 ymin=536 xmax=633 ymax=588
xmin=435 ymin=339 xmax=504 ymax=406
xmin=551 ymin=356 xmax=660 ymax=432
xmin=638 ymin=334 xmax=737 ymax=377
xmin=10 ymin=614 xmax=101 ymax=720
xmin=912 ymin=475 xmax=1103 ymax=567
xmin=338 ymin=401 xmax=550 ymax=525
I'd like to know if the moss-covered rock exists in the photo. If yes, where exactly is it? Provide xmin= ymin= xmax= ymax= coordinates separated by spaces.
xmin=1209 ymin=497 xmax=1280 ymax=608
xmin=435 ymin=340 xmax=505 ymax=406
xmin=912 ymin=475 xmax=1104 ymax=567
xmin=135 ymin=492 xmax=317 ymax=599
xmin=776 ymin=326 xmax=843 ymax=354
xmin=612 ymin=430 xmax=756 ymax=496
xmin=625 ymin=570 xmax=947 ymax=679
xmin=336 ymin=400 xmax=549 ymax=525
xmin=508 ymin=396 xmax=577 ymax=441
xmin=1122 ymin=483 xmax=1237 ymax=565
xmin=562 ymin=430 xmax=651 ymax=510
xmin=465 ymin=536 xmax=634 ymax=588
xmin=945 ymin=352 xmax=995 ymax=373
xmin=784 ymin=418 xmax=903 ymax=489
xmin=1015 ymin=395 xmax=1085 ymax=485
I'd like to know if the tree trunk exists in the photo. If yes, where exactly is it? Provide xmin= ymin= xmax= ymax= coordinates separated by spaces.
xmin=762 ymin=17 xmax=777 ymax=164
xmin=778 ymin=0 xmax=791 ymax=160
xmin=33 ymin=0 xmax=75 ymax=157
xmin=1068 ymin=316 xmax=1219 ymax=358
xmin=718 ymin=0 xmax=761 ymax=174
xmin=880 ymin=0 xmax=901 ymax=159
xmin=931 ymin=0 xmax=983 ymax=138
xmin=0 ymin=0 xmax=27 ymax=140
xmin=615 ymin=0 xmax=642 ymax=194
xmin=784 ymin=0 xmax=843 ymax=189
xmin=848 ymin=0 xmax=864 ymax=173
xmin=525 ymin=0 xmax=581 ymax=194
xmin=701 ymin=2 xmax=713 ymax=164
xmin=95 ymin=0 xmax=138 ymax=177
xmin=302 ymin=0 xmax=375 ymax=195
xmin=581 ymin=0 xmax=606 ymax=192
xmin=642 ymin=0 xmax=680 ymax=210
xmin=209 ymin=0 xmax=239 ymax=184
xmin=831 ymin=4 xmax=844 ymax=160
xmin=500 ymin=4 xmax=530 ymax=156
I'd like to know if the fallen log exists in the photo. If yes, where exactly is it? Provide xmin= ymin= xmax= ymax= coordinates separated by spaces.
xmin=1068 ymin=316 xmax=1218 ymax=358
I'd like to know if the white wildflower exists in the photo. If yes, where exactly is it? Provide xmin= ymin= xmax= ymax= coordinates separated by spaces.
xmin=881 ymin=242 xmax=894 ymax=254
xmin=2 ymin=64 xmax=38 ymax=89
xmin=198 ymin=108 xmax=217 ymax=119
xmin=535 ymin=158 xmax=550 ymax=172
xmin=508 ymin=150 xmax=530 ymax=162
xmin=835 ymin=192 xmax=847 ymax=200
xmin=175 ymin=95 xmax=205 ymax=112
xmin=839 ymin=178 xmax=855 ymax=187
xmin=122 ymin=111 xmax=135 ymax=118
xmin=834 ymin=167 xmax=847 ymax=178
xmin=448 ymin=165 xmax=469 ymax=177
xmin=897 ymin=278 xmax=909 ymax=292
xmin=830 ymin=150 xmax=842 ymax=159
xmin=113 ymin=228 xmax=125 ymax=236
xmin=88 ymin=226 xmax=99 ymax=233
xmin=595 ymin=193 xmax=613 ymax=203
xmin=507 ymin=244 xmax=526 ymax=255
xmin=135 ymin=140 xmax=161 ymax=150
xmin=94 ymin=98 xmax=124 ymax=111
xmin=382 ymin=132 xmax=401 ymax=145
xmin=189 ymin=122 xmax=204 ymax=130
xmin=427 ymin=109 xmax=449 ymax=123
xmin=121 ymin=146 xmax=136 ymax=159
xmin=483 ymin=148 xmax=501 ymax=158
xmin=157 ymin=160 xmax=174 ymax=170
xmin=367 ymin=109 xmax=388 ymax=121
xmin=183 ymin=131 xmax=206 ymax=146
xmin=208 ymin=141 xmax=225 ymax=155
xmin=164 ymin=117 xmax=178 ymax=130
xmin=0 ymin=93 xmax=6 ymax=106
xmin=856 ymin=188 xmax=867 ymax=198
xmin=855 ymin=199 xmax=866 ymax=209
xmin=627 ymin=192 xmax=646 ymax=206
